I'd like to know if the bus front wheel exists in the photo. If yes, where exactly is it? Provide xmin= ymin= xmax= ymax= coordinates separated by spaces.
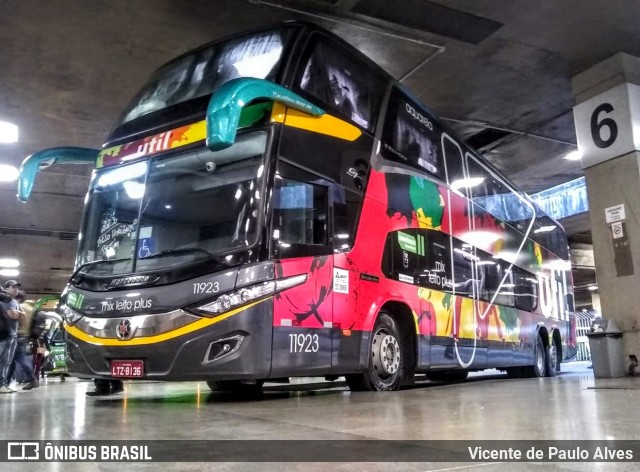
xmin=346 ymin=312 xmax=404 ymax=392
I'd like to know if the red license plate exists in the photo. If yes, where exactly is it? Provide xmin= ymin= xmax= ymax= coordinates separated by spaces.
xmin=110 ymin=360 xmax=144 ymax=378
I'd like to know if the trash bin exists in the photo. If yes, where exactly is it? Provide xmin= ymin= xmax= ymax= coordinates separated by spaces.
xmin=586 ymin=318 xmax=626 ymax=378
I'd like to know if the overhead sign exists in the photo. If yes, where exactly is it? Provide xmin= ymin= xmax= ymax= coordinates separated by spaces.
xmin=573 ymin=83 xmax=640 ymax=169
xmin=605 ymin=204 xmax=626 ymax=224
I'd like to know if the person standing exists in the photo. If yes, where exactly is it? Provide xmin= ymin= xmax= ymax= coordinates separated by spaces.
xmin=0 ymin=280 xmax=25 ymax=393
xmin=7 ymin=292 xmax=38 ymax=390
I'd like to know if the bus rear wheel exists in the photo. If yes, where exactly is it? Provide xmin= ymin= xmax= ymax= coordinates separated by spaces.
xmin=546 ymin=339 xmax=559 ymax=377
xmin=523 ymin=335 xmax=547 ymax=378
xmin=206 ymin=380 xmax=264 ymax=395
xmin=346 ymin=312 xmax=404 ymax=392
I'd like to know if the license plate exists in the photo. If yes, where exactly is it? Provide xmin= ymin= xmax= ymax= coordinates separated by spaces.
xmin=110 ymin=360 xmax=144 ymax=378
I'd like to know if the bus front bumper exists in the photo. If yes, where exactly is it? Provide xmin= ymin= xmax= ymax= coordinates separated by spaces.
xmin=63 ymin=300 xmax=273 ymax=381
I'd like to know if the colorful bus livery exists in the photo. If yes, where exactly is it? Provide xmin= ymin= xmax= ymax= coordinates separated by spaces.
xmin=18 ymin=21 xmax=574 ymax=392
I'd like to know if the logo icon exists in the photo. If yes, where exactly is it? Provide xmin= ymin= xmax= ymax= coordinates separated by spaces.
xmin=116 ymin=319 xmax=133 ymax=340
xmin=7 ymin=442 xmax=39 ymax=460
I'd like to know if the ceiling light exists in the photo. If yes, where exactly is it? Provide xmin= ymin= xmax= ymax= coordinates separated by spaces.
xmin=0 ymin=269 xmax=19 ymax=277
xmin=451 ymin=177 xmax=484 ymax=190
xmin=0 ymin=258 xmax=20 ymax=268
xmin=534 ymin=225 xmax=556 ymax=234
xmin=0 ymin=164 xmax=19 ymax=182
xmin=564 ymin=150 xmax=582 ymax=161
xmin=0 ymin=121 xmax=18 ymax=143
xmin=588 ymin=285 xmax=598 ymax=291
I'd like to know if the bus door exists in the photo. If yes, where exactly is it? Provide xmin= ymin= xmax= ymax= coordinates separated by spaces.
xmin=270 ymin=162 xmax=334 ymax=377
xmin=438 ymin=134 xmax=488 ymax=370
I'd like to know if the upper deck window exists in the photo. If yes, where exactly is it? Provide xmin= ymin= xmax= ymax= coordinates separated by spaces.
xmin=296 ymin=36 xmax=386 ymax=131
xmin=381 ymin=87 xmax=444 ymax=180
xmin=120 ymin=29 xmax=293 ymax=125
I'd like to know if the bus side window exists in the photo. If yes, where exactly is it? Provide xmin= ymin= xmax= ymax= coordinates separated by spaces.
xmin=513 ymin=267 xmax=538 ymax=312
xmin=483 ymin=261 xmax=515 ymax=307
xmin=333 ymin=186 xmax=362 ymax=252
xmin=272 ymin=163 xmax=331 ymax=258
xmin=442 ymin=135 xmax=465 ymax=195
xmin=296 ymin=35 xmax=386 ymax=131
xmin=452 ymin=241 xmax=475 ymax=298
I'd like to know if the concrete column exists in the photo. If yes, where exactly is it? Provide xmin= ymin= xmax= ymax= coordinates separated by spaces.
xmin=572 ymin=53 xmax=640 ymax=371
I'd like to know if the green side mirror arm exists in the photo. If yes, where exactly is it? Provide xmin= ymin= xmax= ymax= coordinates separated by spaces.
xmin=206 ymin=78 xmax=324 ymax=151
xmin=18 ymin=147 xmax=98 ymax=202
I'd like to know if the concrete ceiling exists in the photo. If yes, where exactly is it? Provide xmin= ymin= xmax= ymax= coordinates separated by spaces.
xmin=2 ymin=0 xmax=638 ymax=298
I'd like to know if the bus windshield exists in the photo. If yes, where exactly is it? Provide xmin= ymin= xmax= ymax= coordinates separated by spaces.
xmin=119 ymin=28 xmax=293 ymax=124
xmin=77 ymin=131 xmax=268 ymax=276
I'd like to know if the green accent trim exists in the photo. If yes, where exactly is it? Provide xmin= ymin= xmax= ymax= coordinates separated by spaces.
xmin=417 ymin=234 xmax=426 ymax=256
xmin=18 ymin=147 xmax=98 ymax=202
xmin=206 ymin=78 xmax=324 ymax=151
xmin=34 ymin=295 xmax=59 ymax=312
xmin=67 ymin=292 xmax=84 ymax=310
xmin=397 ymin=231 xmax=418 ymax=254
xmin=238 ymin=102 xmax=273 ymax=129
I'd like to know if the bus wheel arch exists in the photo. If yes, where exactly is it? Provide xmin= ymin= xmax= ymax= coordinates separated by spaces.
xmin=346 ymin=302 xmax=415 ymax=391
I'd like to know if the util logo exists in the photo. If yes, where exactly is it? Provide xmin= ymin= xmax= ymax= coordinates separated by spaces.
xmin=538 ymin=270 xmax=570 ymax=321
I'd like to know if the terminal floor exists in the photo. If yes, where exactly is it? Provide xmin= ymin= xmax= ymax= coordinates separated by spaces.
xmin=2 ymin=362 xmax=640 ymax=472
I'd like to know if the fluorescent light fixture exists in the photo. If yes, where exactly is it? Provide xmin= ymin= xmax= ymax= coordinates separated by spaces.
xmin=123 ymin=181 xmax=145 ymax=199
xmin=0 ymin=258 xmax=19 ymax=268
xmin=0 ymin=121 xmax=18 ymax=143
xmin=0 ymin=164 xmax=19 ymax=182
xmin=451 ymin=177 xmax=485 ymax=191
xmin=542 ymin=260 xmax=572 ymax=271
xmin=97 ymin=161 xmax=147 ymax=187
xmin=534 ymin=225 xmax=556 ymax=234
xmin=233 ymin=48 xmax=282 ymax=77
xmin=588 ymin=285 xmax=598 ymax=291
xmin=494 ymin=250 xmax=519 ymax=264
xmin=564 ymin=150 xmax=582 ymax=161
xmin=0 ymin=269 xmax=19 ymax=277
xmin=476 ymin=260 xmax=496 ymax=266
xmin=454 ymin=247 xmax=479 ymax=261
xmin=460 ymin=230 xmax=500 ymax=249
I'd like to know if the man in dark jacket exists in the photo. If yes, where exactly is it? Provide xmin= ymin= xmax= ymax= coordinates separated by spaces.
xmin=0 ymin=280 xmax=24 ymax=393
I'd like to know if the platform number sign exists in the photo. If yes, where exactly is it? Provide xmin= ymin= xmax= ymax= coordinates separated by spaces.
xmin=573 ymin=83 xmax=640 ymax=169
xmin=590 ymin=103 xmax=618 ymax=149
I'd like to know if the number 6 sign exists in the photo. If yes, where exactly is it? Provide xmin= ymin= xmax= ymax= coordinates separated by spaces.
xmin=573 ymin=82 xmax=640 ymax=169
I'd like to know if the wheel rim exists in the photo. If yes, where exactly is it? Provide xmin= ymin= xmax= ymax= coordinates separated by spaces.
xmin=372 ymin=328 xmax=401 ymax=379
xmin=549 ymin=343 xmax=558 ymax=371
xmin=535 ymin=340 xmax=545 ymax=374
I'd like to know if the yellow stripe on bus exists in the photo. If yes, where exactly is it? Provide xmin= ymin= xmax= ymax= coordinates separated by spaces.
xmin=270 ymin=103 xmax=362 ymax=141
xmin=64 ymin=299 xmax=268 ymax=346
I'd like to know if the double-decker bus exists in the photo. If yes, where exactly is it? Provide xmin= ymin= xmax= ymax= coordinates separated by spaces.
xmin=18 ymin=21 xmax=575 ymax=392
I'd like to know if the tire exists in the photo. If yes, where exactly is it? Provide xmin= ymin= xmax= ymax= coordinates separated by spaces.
xmin=426 ymin=370 xmax=469 ymax=382
xmin=546 ymin=339 xmax=559 ymax=377
xmin=206 ymin=380 xmax=264 ymax=395
xmin=523 ymin=335 xmax=546 ymax=378
xmin=346 ymin=312 xmax=404 ymax=391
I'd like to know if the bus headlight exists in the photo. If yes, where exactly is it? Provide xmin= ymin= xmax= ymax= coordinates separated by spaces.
xmin=59 ymin=304 xmax=84 ymax=326
xmin=195 ymin=273 xmax=307 ymax=316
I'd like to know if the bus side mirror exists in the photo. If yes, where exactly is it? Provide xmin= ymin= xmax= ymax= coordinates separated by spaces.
xmin=206 ymin=78 xmax=324 ymax=151
xmin=18 ymin=147 xmax=97 ymax=202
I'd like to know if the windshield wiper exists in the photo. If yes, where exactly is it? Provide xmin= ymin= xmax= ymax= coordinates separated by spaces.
xmin=139 ymin=248 xmax=216 ymax=261
xmin=70 ymin=258 xmax=131 ymax=279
